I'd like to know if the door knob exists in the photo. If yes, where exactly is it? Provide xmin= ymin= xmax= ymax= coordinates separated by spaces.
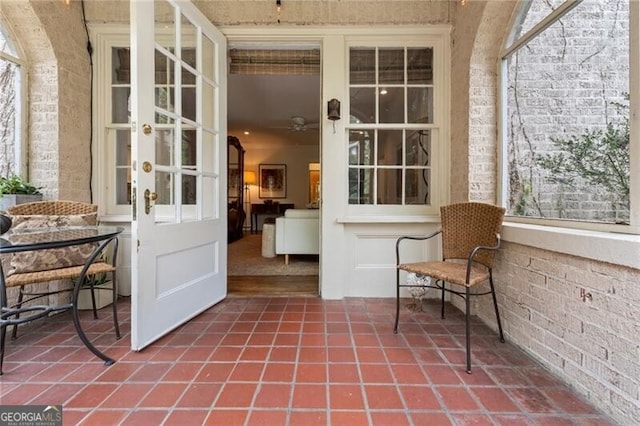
xmin=144 ymin=189 xmax=158 ymax=214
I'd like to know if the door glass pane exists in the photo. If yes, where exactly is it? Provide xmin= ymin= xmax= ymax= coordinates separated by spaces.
xmin=350 ymin=87 xmax=375 ymax=124
xmin=406 ymin=130 xmax=430 ymax=166
xmin=407 ymin=48 xmax=433 ymax=84
xmin=408 ymin=87 xmax=433 ymax=124
xmin=155 ymin=129 xmax=174 ymax=166
xmin=182 ymin=85 xmax=196 ymax=122
xmin=350 ymin=48 xmax=375 ymax=84
xmin=155 ymin=0 xmax=176 ymax=51
xmin=202 ymin=130 xmax=215 ymax=174
xmin=180 ymin=17 xmax=197 ymax=69
xmin=155 ymin=171 xmax=174 ymax=205
xmin=181 ymin=128 xmax=196 ymax=168
xmin=405 ymin=169 xmax=430 ymax=205
xmin=155 ymin=50 xmax=175 ymax=85
xmin=182 ymin=174 xmax=196 ymax=205
xmin=378 ymin=130 xmax=403 ymax=166
xmin=202 ymin=35 xmax=215 ymax=81
xmin=379 ymin=48 xmax=404 ymax=84
xmin=377 ymin=168 xmax=402 ymax=204
xmin=155 ymin=110 xmax=175 ymax=126
xmin=379 ymin=87 xmax=404 ymax=123
xmin=202 ymin=81 xmax=215 ymax=128
xmin=182 ymin=64 xmax=196 ymax=86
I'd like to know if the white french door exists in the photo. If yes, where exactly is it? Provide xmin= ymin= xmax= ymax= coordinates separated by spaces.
xmin=129 ymin=0 xmax=227 ymax=350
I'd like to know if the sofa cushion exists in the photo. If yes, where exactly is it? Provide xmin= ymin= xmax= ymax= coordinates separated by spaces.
xmin=284 ymin=209 xmax=319 ymax=219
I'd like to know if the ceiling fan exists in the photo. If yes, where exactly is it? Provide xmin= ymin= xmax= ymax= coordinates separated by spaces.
xmin=284 ymin=116 xmax=319 ymax=132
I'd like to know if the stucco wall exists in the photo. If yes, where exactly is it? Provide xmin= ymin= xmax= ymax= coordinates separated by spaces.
xmin=85 ymin=0 xmax=453 ymax=26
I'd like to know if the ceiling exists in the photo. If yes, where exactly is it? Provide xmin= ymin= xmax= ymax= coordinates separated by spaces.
xmin=227 ymin=70 xmax=321 ymax=149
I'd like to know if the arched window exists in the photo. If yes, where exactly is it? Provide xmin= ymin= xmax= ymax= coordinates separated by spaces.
xmin=500 ymin=0 xmax=638 ymax=229
xmin=0 ymin=17 xmax=25 ymax=176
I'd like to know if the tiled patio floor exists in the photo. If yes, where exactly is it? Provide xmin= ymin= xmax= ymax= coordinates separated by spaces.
xmin=0 ymin=296 xmax=614 ymax=425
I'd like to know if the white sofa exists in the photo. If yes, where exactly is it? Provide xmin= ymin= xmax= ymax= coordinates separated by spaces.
xmin=275 ymin=209 xmax=319 ymax=264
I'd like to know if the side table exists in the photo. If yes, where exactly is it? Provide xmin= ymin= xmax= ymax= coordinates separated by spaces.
xmin=250 ymin=203 xmax=294 ymax=233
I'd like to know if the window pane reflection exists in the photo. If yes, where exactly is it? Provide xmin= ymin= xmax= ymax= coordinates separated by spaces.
xmin=378 ymin=130 xmax=403 ymax=166
xmin=379 ymin=87 xmax=404 ymax=123
xmin=348 ymin=168 xmax=374 ymax=204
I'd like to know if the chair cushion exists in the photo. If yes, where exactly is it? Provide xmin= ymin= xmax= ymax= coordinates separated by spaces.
xmin=7 ymin=214 xmax=98 ymax=276
xmin=398 ymin=260 xmax=490 ymax=287
xmin=10 ymin=213 xmax=97 ymax=229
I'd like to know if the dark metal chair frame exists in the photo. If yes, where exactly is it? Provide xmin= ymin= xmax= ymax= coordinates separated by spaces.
xmin=3 ymin=201 xmax=119 ymax=340
xmin=394 ymin=201 xmax=506 ymax=373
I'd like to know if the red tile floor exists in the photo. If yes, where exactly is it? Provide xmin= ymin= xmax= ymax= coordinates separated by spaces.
xmin=0 ymin=296 xmax=614 ymax=425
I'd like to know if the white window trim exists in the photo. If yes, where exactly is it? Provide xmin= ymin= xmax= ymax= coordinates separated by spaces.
xmin=0 ymin=17 xmax=28 ymax=176
xmin=497 ymin=0 xmax=640 ymax=268
xmin=89 ymin=25 xmax=130 ymax=220
xmin=499 ymin=0 xmax=639 ymax=233
xmin=343 ymin=31 xmax=451 ymax=218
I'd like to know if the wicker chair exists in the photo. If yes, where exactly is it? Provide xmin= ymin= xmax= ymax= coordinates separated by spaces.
xmin=394 ymin=202 xmax=506 ymax=374
xmin=3 ymin=201 xmax=120 ymax=340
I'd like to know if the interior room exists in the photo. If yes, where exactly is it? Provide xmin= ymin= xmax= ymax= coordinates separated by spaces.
xmin=226 ymin=47 xmax=321 ymax=296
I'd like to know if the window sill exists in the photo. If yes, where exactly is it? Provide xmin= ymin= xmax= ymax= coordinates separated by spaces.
xmin=501 ymin=222 xmax=640 ymax=269
xmin=336 ymin=215 xmax=440 ymax=224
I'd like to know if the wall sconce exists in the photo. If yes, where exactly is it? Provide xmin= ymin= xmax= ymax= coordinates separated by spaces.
xmin=328 ymin=98 xmax=340 ymax=121
xmin=327 ymin=98 xmax=340 ymax=134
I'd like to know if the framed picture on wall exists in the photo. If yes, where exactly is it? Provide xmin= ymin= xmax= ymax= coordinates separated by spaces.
xmin=259 ymin=164 xmax=287 ymax=199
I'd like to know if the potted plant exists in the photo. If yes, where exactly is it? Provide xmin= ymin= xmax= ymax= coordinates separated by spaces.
xmin=0 ymin=173 xmax=43 ymax=211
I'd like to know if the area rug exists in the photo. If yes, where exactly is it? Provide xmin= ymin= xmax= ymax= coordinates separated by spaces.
xmin=228 ymin=233 xmax=319 ymax=276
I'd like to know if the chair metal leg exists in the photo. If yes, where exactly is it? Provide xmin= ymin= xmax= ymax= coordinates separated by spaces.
xmin=440 ymin=280 xmax=446 ymax=319
xmin=465 ymin=285 xmax=472 ymax=374
xmin=111 ymin=272 xmax=121 ymax=339
xmin=88 ymin=277 xmax=99 ymax=320
xmin=489 ymin=273 xmax=505 ymax=343
xmin=394 ymin=268 xmax=400 ymax=334
xmin=0 ymin=322 xmax=6 ymax=375
xmin=11 ymin=286 xmax=24 ymax=340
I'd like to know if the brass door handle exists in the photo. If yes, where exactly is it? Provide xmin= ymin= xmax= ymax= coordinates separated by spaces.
xmin=144 ymin=189 xmax=158 ymax=214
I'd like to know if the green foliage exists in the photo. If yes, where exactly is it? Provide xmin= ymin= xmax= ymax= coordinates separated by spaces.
xmin=0 ymin=174 xmax=42 ymax=196
xmin=536 ymin=97 xmax=630 ymax=210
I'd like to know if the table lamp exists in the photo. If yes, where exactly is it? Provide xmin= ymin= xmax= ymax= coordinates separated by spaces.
xmin=243 ymin=170 xmax=256 ymax=204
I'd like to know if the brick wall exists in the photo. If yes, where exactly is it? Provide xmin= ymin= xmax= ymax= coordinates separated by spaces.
xmin=474 ymin=244 xmax=640 ymax=424
xmin=2 ymin=0 xmax=91 ymax=201
xmin=455 ymin=2 xmax=640 ymax=424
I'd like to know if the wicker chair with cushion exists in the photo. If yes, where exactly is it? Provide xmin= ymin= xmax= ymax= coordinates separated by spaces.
xmin=394 ymin=202 xmax=506 ymax=374
xmin=3 ymin=200 xmax=120 ymax=340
